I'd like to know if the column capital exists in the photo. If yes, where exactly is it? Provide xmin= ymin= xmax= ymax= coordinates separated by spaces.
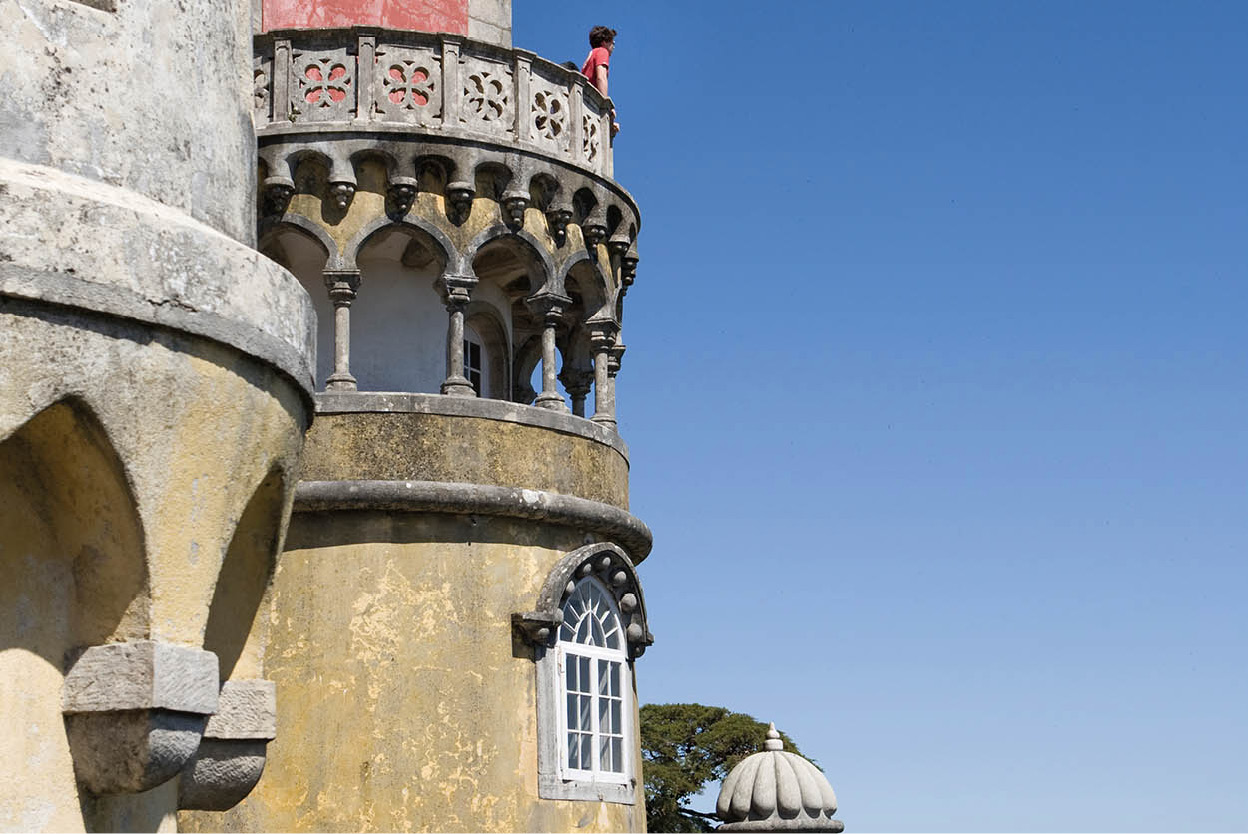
xmin=607 ymin=343 xmax=626 ymax=377
xmin=323 ymin=270 xmax=361 ymax=305
xmin=436 ymin=271 xmax=478 ymax=308
xmin=526 ymin=290 xmax=572 ymax=324
xmin=587 ymin=316 xmax=620 ymax=350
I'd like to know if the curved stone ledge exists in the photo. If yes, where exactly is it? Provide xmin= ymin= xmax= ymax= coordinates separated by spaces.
xmin=0 ymin=160 xmax=316 ymax=398
xmin=295 ymin=479 xmax=652 ymax=561
xmin=315 ymin=391 xmax=629 ymax=459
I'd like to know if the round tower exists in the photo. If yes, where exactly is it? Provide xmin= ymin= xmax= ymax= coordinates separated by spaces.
xmin=182 ymin=3 xmax=651 ymax=831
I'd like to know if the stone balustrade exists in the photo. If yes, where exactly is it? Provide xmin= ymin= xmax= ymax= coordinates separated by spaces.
xmin=255 ymin=28 xmax=616 ymax=179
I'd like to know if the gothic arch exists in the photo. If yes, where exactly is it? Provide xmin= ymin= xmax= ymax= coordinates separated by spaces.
xmin=514 ymin=542 xmax=653 ymax=660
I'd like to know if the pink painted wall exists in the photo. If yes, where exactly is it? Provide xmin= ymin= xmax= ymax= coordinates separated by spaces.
xmin=262 ymin=0 xmax=469 ymax=33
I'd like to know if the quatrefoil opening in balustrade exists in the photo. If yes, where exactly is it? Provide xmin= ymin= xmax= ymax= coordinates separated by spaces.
xmin=463 ymin=71 xmax=509 ymax=124
xmin=384 ymin=61 xmax=436 ymax=110
xmin=254 ymin=69 xmax=269 ymax=112
xmin=301 ymin=58 xmax=351 ymax=108
xmin=582 ymin=115 xmax=600 ymax=162
xmin=532 ymin=91 xmax=566 ymax=142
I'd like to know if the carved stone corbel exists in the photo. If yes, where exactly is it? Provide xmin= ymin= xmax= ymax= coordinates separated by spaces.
xmin=61 ymin=641 xmax=219 ymax=795
xmin=387 ymin=175 xmax=418 ymax=215
xmin=178 ymin=680 xmax=278 ymax=811
xmin=501 ymin=188 xmax=530 ymax=228
xmin=445 ymin=180 xmax=475 ymax=221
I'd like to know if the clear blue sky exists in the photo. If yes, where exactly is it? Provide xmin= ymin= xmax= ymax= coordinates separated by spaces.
xmin=517 ymin=3 xmax=1247 ymax=831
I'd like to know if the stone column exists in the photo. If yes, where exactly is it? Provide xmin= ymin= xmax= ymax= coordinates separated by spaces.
xmin=607 ymin=343 xmax=626 ymax=426
xmin=527 ymin=292 xmax=572 ymax=411
xmin=589 ymin=321 xmax=619 ymax=430
xmin=562 ymin=370 xmax=594 ymax=417
xmin=324 ymin=270 xmax=362 ymax=391
xmin=438 ymin=273 xmax=479 ymax=397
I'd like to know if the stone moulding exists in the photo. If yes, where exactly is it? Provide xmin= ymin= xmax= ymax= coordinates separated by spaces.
xmin=61 ymin=641 xmax=219 ymax=796
xmin=178 ymin=680 xmax=278 ymax=811
xmin=0 ymin=160 xmax=317 ymax=403
xmin=513 ymin=541 xmax=654 ymax=659
xmin=294 ymin=479 xmax=653 ymax=560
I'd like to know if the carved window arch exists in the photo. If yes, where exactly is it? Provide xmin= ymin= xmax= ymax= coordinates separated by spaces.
xmin=514 ymin=542 xmax=652 ymax=804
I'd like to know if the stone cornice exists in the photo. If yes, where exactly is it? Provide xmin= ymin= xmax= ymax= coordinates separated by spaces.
xmin=294 ymin=479 xmax=653 ymax=561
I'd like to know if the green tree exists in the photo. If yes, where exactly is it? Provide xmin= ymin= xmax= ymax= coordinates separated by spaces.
xmin=640 ymin=703 xmax=808 ymax=833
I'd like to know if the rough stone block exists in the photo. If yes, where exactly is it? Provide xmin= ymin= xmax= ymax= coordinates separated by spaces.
xmin=179 ymin=680 xmax=277 ymax=811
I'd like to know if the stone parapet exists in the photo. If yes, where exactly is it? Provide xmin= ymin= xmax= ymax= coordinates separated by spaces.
xmin=256 ymin=28 xmax=616 ymax=179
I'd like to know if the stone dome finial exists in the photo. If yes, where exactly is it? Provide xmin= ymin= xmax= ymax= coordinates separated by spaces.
xmin=764 ymin=722 xmax=784 ymax=751
xmin=714 ymin=723 xmax=843 ymax=832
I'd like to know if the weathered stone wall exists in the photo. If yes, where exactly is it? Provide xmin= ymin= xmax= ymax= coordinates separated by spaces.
xmin=0 ymin=0 xmax=314 ymax=828
xmin=180 ymin=401 xmax=646 ymax=832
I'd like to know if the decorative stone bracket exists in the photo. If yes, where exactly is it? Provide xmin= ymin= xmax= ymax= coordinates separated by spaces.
xmin=513 ymin=541 xmax=654 ymax=659
xmin=179 ymin=679 xmax=278 ymax=811
xmin=61 ymin=641 xmax=219 ymax=795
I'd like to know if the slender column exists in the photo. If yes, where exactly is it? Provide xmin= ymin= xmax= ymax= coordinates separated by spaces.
xmin=355 ymin=32 xmax=377 ymax=123
xmin=438 ymin=272 xmax=477 ymax=397
xmin=324 ymin=270 xmax=361 ymax=391
xmin=528 ymin=292 xmax=571 ymax=411
xmin=563 ymin=370 xmax=593 ymax=417
xmin=607 ymin=343 xmax=626 ymax=426
xmin=589 ymin=322 xmax=619 ymax=430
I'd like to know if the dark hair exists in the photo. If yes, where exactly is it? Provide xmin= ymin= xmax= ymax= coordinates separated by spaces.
xmin=589 ymin=26 xmax=617 ymax=48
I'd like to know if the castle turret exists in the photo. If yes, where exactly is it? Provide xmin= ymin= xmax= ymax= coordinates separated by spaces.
xmin=182 ymin=2 xmax=650 ymax=830
xmin=0 ymin=0 xmax=315 ymax=829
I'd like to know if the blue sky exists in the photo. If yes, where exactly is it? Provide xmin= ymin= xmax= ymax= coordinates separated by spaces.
xmin=517 ymin=3 xmax=1248 ymax=831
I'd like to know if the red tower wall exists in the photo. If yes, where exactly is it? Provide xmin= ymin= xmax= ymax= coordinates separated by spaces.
xmin=262 ymin=0 xmax=469 ymax=33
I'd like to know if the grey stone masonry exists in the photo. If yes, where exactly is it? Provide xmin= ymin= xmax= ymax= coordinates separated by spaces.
xmin=468 ymin=0 xmax=512 ymax=46
xmin=61 ymin=642 xmax=220 ymax=796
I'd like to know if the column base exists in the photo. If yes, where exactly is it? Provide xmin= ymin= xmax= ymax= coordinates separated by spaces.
xmin=325 ymin=372 xmax=357 ymax=391
xmin=591 ymin=414 xmax=617 ymax=431
xmin=441 ymin=376 xmax=477 ymax=397
xmin=534 ymin=392 xmax=569 ymax=412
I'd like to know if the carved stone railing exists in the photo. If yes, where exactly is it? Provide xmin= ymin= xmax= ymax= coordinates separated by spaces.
xmin=254 ymin=28 xmax=615 ymax=179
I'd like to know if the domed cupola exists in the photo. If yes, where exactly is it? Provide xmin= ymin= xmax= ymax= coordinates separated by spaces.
xmin=715 ymin=724 xmax=844 ymax=832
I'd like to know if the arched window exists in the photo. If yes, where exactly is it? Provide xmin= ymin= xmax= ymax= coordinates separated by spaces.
xmin=557 ymin=578 xmax=629 ymax=782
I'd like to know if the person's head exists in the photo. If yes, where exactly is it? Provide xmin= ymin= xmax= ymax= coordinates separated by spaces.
xmin=589 ymin=26 xmax=617 ymax=52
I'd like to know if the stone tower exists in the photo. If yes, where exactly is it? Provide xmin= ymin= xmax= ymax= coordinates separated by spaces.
xmin=181 ymin=2 xmax=653 ymax=831
xmin=1 ymin=0 xmax=315 ymax=829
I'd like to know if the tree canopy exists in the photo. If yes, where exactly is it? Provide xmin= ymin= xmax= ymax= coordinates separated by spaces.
xmin=639 ymin=703 xmax=808 ymax=833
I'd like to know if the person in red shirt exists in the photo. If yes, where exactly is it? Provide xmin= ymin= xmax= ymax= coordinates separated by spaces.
xmin=581 ymin=26 xmax=620 ymax=136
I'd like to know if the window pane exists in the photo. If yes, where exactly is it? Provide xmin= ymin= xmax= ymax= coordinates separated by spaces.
xmin=611 ymin=699 xmax=621 ymax=734
xmin=567 ymin=731 xmax=577 ymax=769
xmin=579 ymin=734 xmax=592 ymax=769
xmin=609 ymin=662 xmax=620 ymax=697
xmin=578 ymin=694 xmax=591 ymax=730
xmin=566 ymin=692 xmax=576 ymax=729
xmin=579 ymin=656 xmax=591 ymax=690
xmin=598 ymin=660 xmax=610 ymax=696
xmin=599 ymin=734 xmax=611 ymax=771
xmin=610 ymin=738 xmax=623 ymax=772
xmin=566 ymin=658 xmax=576 ymax=692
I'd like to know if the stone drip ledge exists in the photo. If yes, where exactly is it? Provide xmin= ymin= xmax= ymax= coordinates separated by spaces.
xmin=295 ymin=479 xmax=652 ymax=561
xmin=179 ymin=680 xmax=278 ymax=811
xmin=315 ymin=391 xmax=630 ymax=459
xmin=61 ymin=641 xmax=219 ymax=795
xmin=0 ymin=159 xmax=316 ymax=399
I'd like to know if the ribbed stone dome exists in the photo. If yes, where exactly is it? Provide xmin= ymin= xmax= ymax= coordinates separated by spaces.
xmin=715 ymin=724 xmax=843 ymax=832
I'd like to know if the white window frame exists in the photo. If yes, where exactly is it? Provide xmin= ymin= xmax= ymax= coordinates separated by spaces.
xmin=556 ymin=642 xmax=631 ymax=785
xmin=535 ymin=577 xmax=636 ymax=804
